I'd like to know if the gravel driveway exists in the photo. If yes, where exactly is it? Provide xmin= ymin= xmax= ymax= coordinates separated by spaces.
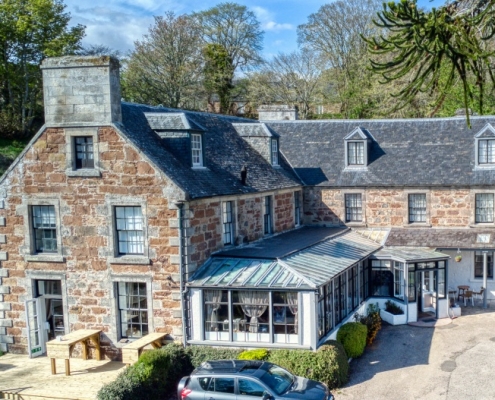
xmin=334 ymin=306 xmax=495 ymax=400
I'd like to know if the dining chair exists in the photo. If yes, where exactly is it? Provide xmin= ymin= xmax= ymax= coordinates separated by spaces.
xmin=464 ymin=290 xmax=474 ymax=306
xmin=472 ymin=287 xmax=485 ymax=304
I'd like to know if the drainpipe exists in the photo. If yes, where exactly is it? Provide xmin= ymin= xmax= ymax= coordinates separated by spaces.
xmin=175 ymin=201 xmax=187 ymax=346
xmin=482 ymin=251 xmax=488 ymax=309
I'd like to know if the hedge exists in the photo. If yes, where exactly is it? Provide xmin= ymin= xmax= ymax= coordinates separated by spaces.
xmin=98 ymin=341 xmax=349 ymax=399
xmin=336 ymin=322 xmax=367 ymax=358
xmin=267 ymin=341 xmax=348 ymax=390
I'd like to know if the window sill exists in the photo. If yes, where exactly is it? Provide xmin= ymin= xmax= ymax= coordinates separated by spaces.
xmin=25 ymin=254 xmax=65 ymax=263
xmin=109 ymin=256 xmax=151 ymax=265
xmin=66 ymin=169 xmax=101 ymax=178
xmin=345 ymin=222 xmax=366 ymax=227
xmin=469 ymin=223 xmax=495 ymax=228
xmin=191 ymin=166 xmax=209 ymax=170
xmin=474 ymin=165 xmax=495 ymax=171
xmin=188 ymin=340 xmax=308 ymax=349
xmin=402 ymin=223 xmax=432 ymax=228
xmin=344 ymin=166 xmax=368 ymax=171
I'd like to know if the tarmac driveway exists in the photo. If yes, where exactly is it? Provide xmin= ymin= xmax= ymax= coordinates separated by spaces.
xmin=334 ymin=307 xmax=495 ymax=400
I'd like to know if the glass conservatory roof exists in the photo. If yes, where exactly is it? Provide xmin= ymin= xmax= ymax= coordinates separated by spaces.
xmin=188 ymin=230 xmax=382 ymax=290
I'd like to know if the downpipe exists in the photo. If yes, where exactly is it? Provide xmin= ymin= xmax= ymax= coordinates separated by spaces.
xmin=176 ymin=201 xmax=188 ymax=347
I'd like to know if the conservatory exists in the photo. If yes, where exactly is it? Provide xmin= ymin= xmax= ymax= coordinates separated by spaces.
xmin=186 ymin=227 xmax=450 ymax=349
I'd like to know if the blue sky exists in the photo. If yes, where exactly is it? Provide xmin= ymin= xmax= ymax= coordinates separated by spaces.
xmin=64 ymin=0 xmax=447 ymax=59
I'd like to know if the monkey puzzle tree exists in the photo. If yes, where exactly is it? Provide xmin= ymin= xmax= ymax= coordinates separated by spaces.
xmin=364 ymin=0 xmax=495 ymax=126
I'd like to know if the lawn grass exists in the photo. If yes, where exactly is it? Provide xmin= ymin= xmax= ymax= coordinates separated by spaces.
xmin=0 ymin=138 xmax=29 ymax=176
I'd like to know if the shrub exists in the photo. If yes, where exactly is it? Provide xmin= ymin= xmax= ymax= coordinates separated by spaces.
xmin=185 ymin=345 xmax=243 ymax=368
xmin=336 ymin=322 xmax=367 ymax=358
xmin=385 ymin=300 xmax=404 ymax=315
xmin=354 ymin=303 xmax=382 ymax=346
xmin=97 ymin=344 xmax=192 ymax=400
xmin=267 ymin=342 xmax=348 ymax=390
xmin=97 ymin=362 xmax=149 ymax=400
xmin=238 ymin=349 xmax=269 ymax=360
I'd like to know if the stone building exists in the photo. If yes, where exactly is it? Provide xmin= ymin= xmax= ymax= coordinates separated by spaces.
xmin=0 ymin=56 xmax=493 ymax=356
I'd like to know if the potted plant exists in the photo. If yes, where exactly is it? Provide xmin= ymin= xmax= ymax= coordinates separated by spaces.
xmin=380 ymin=300 xmax=407 ymax=325
xmin=455 ymin=255 xmax=462 ymax=262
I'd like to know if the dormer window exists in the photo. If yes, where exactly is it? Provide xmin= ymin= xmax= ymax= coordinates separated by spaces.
xmin=347 ymin=142 xmax=364 ymax=165
xmin=478 ymin=139 xmax=495 ymax=164
xmin=344 ymin=127 xmax=371 ymax=169
xmin=191 ymin=133 xmax=203 ymax=167
xmin=475 ymin=123 xmax=495 ymax=168
xmin=271 ymin=139 xmax=279 ymax=166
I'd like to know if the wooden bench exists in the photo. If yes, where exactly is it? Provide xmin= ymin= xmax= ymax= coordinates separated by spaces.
xmin=46 ymin=329 xmax=101 ymax=376
xmin=122 ymin=332 xmax=167 ymax=366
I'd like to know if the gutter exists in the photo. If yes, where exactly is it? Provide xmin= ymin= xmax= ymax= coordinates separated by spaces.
xmin=176 ymin=201 xmax=188 ymax=346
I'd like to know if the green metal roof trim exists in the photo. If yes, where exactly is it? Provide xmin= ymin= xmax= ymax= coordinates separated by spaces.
xmin=373 ymin=247 xmax=450 ymax=262
xmin=188 ymin=231 xmax=382 ymax=289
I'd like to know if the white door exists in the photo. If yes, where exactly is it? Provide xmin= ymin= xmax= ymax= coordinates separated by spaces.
xmin=25 ymin=298 xmax=45 ymax=358
xmin=421 ymin=271 xmax=436 ymax=313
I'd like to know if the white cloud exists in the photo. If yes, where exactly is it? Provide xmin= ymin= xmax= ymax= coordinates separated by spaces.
xmin=252 ymin=6 xmax=293 ymax=32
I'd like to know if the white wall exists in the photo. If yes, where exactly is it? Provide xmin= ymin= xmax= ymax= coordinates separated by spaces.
xmin=444 ymin=250 xmax=495 ymax=301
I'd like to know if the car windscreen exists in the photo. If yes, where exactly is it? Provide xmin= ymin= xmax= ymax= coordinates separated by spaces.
xmin=259 ymin=365 xmax=294 ymax=395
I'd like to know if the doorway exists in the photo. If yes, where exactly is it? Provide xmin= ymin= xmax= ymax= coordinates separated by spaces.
xmin=25 ymin=279 xmax=65 ymax=357
xmin=418 ymin=270 xmax=437 ymax=316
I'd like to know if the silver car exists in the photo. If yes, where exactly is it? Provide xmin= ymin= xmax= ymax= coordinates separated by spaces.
xmin=177 ymin=360 xmax=334 ymax=400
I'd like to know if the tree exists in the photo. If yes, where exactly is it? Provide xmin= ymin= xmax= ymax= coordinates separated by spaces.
xmin=298 ymin=0 xmax=383 ymax=118
xmin=202 ymin=43 xmax=235 ymax=114
xmin=247 ymin=49 xmax=328 ymax=119
xmin=192 ymin=2 xmax=264 ymax=71
xmin=122 ymin=12 xmax=203 ymax=109
xmin=364 ymin=0 xmax=495 ymax=126
xmin=0 ymin=0 xmax=85 ymax=136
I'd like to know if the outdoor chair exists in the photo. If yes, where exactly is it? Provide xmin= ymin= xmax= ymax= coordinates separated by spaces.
xmin=472 ymin=287 xmax=485 ymax=304
xmin=464 ymin=290 xmax=474 ymax=306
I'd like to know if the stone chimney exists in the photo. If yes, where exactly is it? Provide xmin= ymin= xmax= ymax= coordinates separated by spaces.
xmin=257 ymin=105 xmax=298 ymax=121
xmin=41 ymin=56 xmax=122 ymax=127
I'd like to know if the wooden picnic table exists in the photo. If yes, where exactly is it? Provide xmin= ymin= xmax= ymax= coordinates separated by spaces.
xmin=122 ymin=332 xmax=167 ymax=366
xmin=46 ymin=329 xmax=102 ymax=376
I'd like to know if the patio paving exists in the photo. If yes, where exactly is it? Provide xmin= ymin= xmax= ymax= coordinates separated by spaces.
xmin=0 ymin=354 xmax=126 ymax=400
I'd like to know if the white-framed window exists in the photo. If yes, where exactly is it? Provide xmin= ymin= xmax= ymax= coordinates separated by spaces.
xmin=222 ymin=201 xmax=235 ymax=245
xmin=31 ymin=205 xmax=57 ymax=253
xmin=478 ymin=139 xmax=495 ymax=165
xmin=345 ymin=193 xmax=362 ymax=222
xmin=115 ymin=206 xmax=144 ymax=255
xmin=294 ymin=191 xmax=301 ymax=227
xmin=191 ymin=133 xmax=203 ymax=167
xmin=118 ymin=281 xmax=149 ymax=338
xmin=65 ymin=127 xmax=100 ymax=177
xmin=474 ymin=251 xmax=494 ymax=279
xmin=264 ymin=195 xmax=273 ymax=234
xmin=347 ymin=142 xmax=364 ymax=165
xmin=271 ymin=139 xmax=279 ymax=166
xmin=408 ymin=194 xmax=427 ymax=223
xmin=394 ymin=261 xmax=405 ymax=299
xmin=475 ymin=193 xmax=494 ymax=223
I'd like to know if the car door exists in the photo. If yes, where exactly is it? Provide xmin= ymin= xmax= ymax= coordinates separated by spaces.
xmin=237 ymin=377 xmax=272 ymax=400
xmin=204 ymin=377 xmax=236 ymax=400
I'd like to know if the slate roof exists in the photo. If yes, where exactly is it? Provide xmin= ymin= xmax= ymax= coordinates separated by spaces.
xmin=266 ymin=117 xmax=495 ymax=187
xmin=189 ymin=228 xmax=381 ymax=289
xmin=373 ymin=247 xmax=449 ymax=262
xmin=144 ymin=113 xmax=205 ymax=131
xmin=119 ymin=103 xmax=301 ymax=199
xmin=385 ymin=228 xmax=495 ymax=249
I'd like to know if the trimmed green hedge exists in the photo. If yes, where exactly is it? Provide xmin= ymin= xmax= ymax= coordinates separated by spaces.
xmin=267 ymin=341 xmax=348 ymax=390
xmin=336 ymin=322 xmax=367 ymax=358
xmin=98 ymin=341 xmax=349 ymax=399
xmin=238 ymin=349 xmax=269 ymax=360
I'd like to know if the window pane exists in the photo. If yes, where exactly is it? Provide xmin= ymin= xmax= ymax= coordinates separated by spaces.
xmin=75 ymin=136 xmax=94 ymax=169
xmin=345 ymin=194 xmax=362 ymax=222
xmin=32 ymin=205 xmax=57 ymax=253
xmin=474 ymin=251 xmax=494 ymax=278
xmin=239 ymin=379 xmax=265 ymax=397
xmin=115 ymin=206 xmax=144 ymax=255
xmin=348 ymin=142 xmax=364 ymax=165
xmin=118 ymin=282 xmax=148 ymax=338
xmin=475 ymin=193 xmax=494 ymax=223
xmin=409 ymin=194 xmax=426 ymax=223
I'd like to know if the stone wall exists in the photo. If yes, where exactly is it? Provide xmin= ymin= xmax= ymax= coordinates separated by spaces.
xmin=186 ymin=189 xmax=300 ymax=274
xmin=0 ymin=126 xmax=183 ymax=357
xmin=304 ymin=187 xmax=478 ymax=227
